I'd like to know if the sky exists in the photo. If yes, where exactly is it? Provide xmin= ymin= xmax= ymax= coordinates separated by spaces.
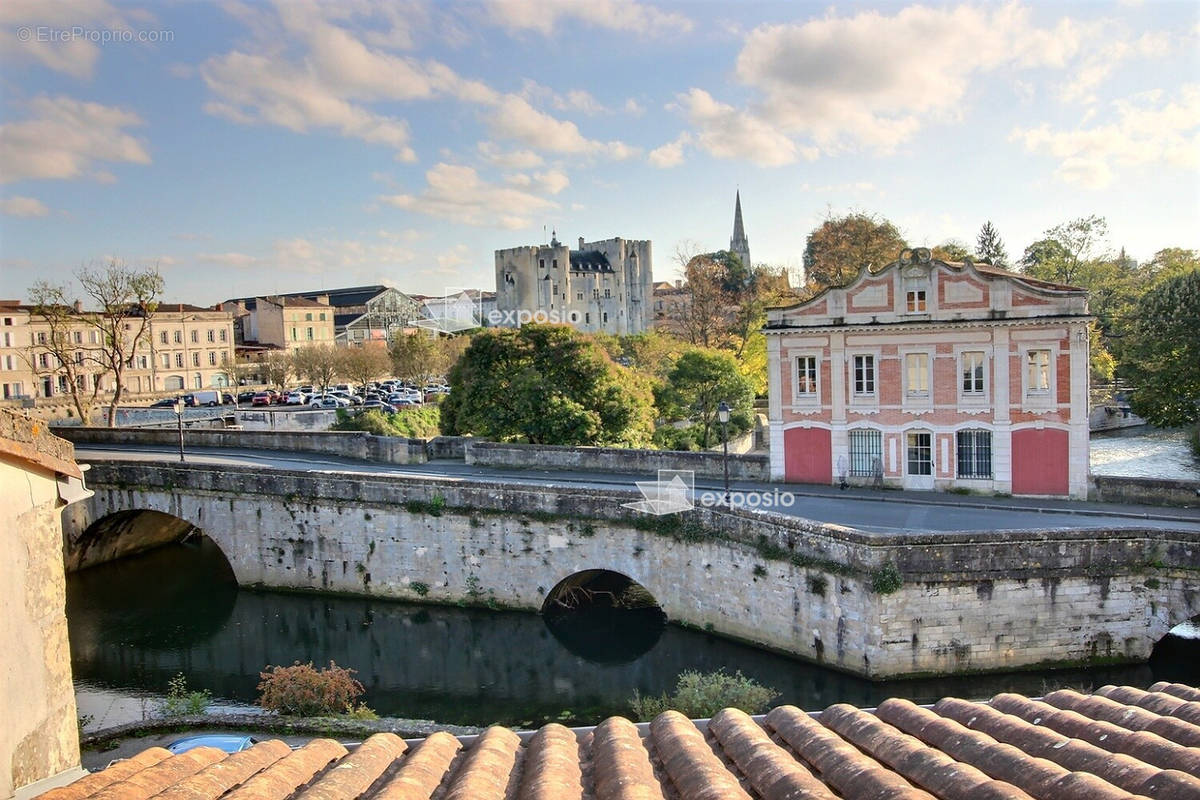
xmin=1 ymin=0 xmax=1197 ymax=306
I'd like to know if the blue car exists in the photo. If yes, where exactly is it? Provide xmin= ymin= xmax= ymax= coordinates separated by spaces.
xmin=166 ymin=734 xmax=257 ymax=754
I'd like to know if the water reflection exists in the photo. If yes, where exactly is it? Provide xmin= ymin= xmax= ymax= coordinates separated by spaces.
xmin=67 ymin=541 xmax=1200 ymax=727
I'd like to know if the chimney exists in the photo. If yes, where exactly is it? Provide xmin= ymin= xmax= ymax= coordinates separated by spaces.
xmin=578 ymin=237 xmax=585 ymax=250
xmin=73 ymin=300 xmax=83 ymax=313
xmin=316 ymin=295 xmax=329 ymax=305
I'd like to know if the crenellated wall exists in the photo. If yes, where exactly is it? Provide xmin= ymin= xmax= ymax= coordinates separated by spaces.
xmin=66 ymin=460 xmax=1200 ymax=679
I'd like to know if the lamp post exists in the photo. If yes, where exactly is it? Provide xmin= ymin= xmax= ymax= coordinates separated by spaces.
xmin=717 ymin=400 xmax=730 ymax=506
xmin=173 ymin=397 xmax=185 ymax=462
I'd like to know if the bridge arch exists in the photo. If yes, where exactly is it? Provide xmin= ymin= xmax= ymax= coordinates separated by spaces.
xmin=541 ymin=569 xmax=667 ymax=663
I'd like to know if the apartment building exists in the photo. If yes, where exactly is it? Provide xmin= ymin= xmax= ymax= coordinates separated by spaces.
xmin=221 ymin=295 xmax=335 ymax=352
xmin=764 ymin=249 xmax=1092 ymax=498
xmin=0 ymin=301 xmax=236 ymax=399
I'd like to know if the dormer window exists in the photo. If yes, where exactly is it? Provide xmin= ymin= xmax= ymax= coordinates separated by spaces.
xmin=906 ymin=289 xmax=927 ymax=312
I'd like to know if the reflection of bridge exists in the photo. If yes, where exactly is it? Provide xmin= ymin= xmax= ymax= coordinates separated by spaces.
xmin=66 ymin=460 xmax=1200 ymax=679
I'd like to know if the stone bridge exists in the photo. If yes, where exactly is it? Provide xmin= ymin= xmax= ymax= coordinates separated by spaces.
xmin=65 ymin=460 xmax=1200 ymax=680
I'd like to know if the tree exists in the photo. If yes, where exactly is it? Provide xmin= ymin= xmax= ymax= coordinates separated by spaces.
xmin=976 ymin=221 xmax=1008 ymax=267
xmin=339 ymin=345 xmax=391 ymax=391
xmin=802 ymin=212 xmax=906 ymax=292
xmin=654 ymin=348 xmax=755 ymax=449
xmin=291 ymin=344 xmax=341 ymax=391
xmin=671 ymin=252 xmax=735 ymax=349
xmin=26 ymin=288 xmax=103 ymax=423
xmin=261 ymin=351 xmax=293 ymax=392
xmin=1021 ymin=215 xmax=1108 ymax=285
xmin=931 ymin=240 xmax=972 ymax=262
xmin=1141 ymin=248 xmax=1199 ymax=289
xmin=389 ymin=333 xmax=437 ymax=385
xmin=28 ymin=260 xmax=163 ymax=426
xmin=1123 ymin=270 xmax=1200 ymax=428
xmin=440 ymin=324 xmax=654 ymax=446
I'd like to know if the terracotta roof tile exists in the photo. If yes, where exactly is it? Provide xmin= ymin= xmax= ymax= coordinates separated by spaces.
xmin=587 ymin=716 xmax=666 ymax=800
xmin=37 ymin=684 xmax=1200 ymax=800
xmin=154 ymin=742 xmax=292 ymax=800
xmin=373 ymin=733 xmax=460 ymax=800
xmin=1152 ymin=682 xmax=1200 ymax=703
xmin=223 ymin=739 xmax=347 ymax=800
xmin=88 ymin=748 xmax=228 ymax=800
xmin=441 ymin=726 xmax=521 ymax=800
xmin=517 ymin=723 xmax=583 ymax=800
xmin=295 ymin=734 xmax=406 ymax=800
xmin=37 ymin=747 xmax=172 ymax=800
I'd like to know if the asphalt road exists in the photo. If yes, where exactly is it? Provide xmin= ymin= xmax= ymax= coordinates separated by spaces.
xmin=73 ymin=444 xmax=1200 ymax=535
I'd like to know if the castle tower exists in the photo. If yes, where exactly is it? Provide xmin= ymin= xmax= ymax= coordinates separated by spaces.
xmin=730 ymin=191 xmax=751 ymax=270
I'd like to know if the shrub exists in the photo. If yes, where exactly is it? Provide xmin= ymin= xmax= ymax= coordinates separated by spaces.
xmin=411 ymin=581 xmax=430 ymax=596
xmin=161 ymin=673 xmax=212 ymax=717
xmin=330 ymin=406 xmax=440 ymax=438
xmin=871 ymin=562 xmax=903 ymax=594
xmin=630 ymin=669 xmax=776 ymax=721
xmin=257 ymin=661 xmax=365 ymax=716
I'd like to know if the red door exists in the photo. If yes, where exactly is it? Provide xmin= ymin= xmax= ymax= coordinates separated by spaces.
xmin=1011 ymin=428 xmax=1069 ymax=496
xmin=784 ymin=428 xmax=832 ymax=484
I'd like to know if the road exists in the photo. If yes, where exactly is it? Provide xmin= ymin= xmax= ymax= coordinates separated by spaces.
xmin=73 ymin=443 xmax=1200 ymax=535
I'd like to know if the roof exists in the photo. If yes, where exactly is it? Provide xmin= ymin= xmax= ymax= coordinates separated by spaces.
xmin=156 ymin=303 xmax=224 ymax=314
xmin=569 ymin=249 xmax=613 ymax=272
xmin=972 ymin=262 xmax=1085 ymax=292
xmin=38 ymin=682 xmax=1200 ymax=800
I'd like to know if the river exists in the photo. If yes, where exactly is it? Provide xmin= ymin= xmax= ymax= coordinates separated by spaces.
xmin=67 ymin=540 xmax=1198 ymax=731
xmin=1090 ymin=425 xmax=1200 ymax=480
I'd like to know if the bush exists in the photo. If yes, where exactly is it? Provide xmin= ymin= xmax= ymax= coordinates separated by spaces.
xmin=871 ymin=562 xmax=903 ymax=594
xmin=257 ymin=661 xmax=365 ymax=716
xmin=630 ymin=669 xmax=776 ymax=721
xmin=161 ymin=672 xmax=212 ymax=717
xmin=330 ymin=406 xmax=440 ymax=438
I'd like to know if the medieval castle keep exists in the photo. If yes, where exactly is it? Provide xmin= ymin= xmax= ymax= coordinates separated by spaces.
xmin=493 ymin=234 xmax=654 ymax=335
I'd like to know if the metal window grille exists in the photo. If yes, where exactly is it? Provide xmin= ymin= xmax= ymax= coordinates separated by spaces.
xmin=848 ymin=429 xmax=882 ymax=477
xmin=956 ymin=429 xmax=992 ymax=478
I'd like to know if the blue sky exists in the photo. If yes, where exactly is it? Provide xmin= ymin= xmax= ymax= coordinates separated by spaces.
xmin=1 ymin=0 xmax=1197 ymax=306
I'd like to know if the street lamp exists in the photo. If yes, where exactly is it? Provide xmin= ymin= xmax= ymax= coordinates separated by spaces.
xmin=173 ymin=397 xmax=185 ymax=463
xmin=717 ymin=400 xmax=730 ymax=506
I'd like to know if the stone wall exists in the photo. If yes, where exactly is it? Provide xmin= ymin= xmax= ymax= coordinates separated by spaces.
xmin=70 ymin=460 xmax=1200 ymax=679
xmin=1090 ymin=475 xmax=1200 ymax=508
xmin=54 ymin=426 xmax=428 ymax=465
xmin=465 ymin=440 xmax=770 ymax=480
xmin=0 ymin=414 xmax=81 ymax=798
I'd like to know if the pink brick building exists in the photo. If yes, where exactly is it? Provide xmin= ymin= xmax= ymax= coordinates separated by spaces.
xmin=765 ymin=249 xmax=1091 ymax=498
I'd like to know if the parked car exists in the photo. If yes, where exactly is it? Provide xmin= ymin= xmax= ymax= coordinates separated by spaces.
xmin=284 ymin=391 xmax=306 ymax=405
xmin=361 ymin=399 xmax=396 ymax=413
xmin=183 ymin=390 xmax=223 ymax=407
xmin=330 ymin=390 xmax=361 ymax=405
xmin=311 ymin=395 xmax=350 ymax=409
xmin=149 ymin=397 xmax=178 ymax=408
xmin=424 ymin=384 xmax=450 ymax=394
xmin=222 ymin=393 xmax=235 ymax=405
xmin=251 ymin=391 xmax=272 ymax=407
xmin=236 ymin=390 xmax=256 ymax=404
xmin=391 ymin=397 xmax=418 ymax=407
xmin=167 ymin=735 xmax=257 ymax=755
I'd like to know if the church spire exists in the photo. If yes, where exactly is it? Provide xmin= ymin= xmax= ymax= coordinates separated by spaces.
xmin=730 ymin=190 xmax=751 ymax=269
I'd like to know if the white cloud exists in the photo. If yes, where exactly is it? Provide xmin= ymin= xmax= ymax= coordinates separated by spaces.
xmin=198 ymin=252 xmax=260 ymax=267
xmin=485 ymin=0 xmax=692 ymax=36
xmin=487 ymin=95 xmax=636 ymax=159
xmin=379 ymin=162 xmax=558 ymax=228
xmin=199 ymin=1 xmax=502 ymax=160
xmin=670 ymin=3 xmax=1127 ymax=162
xmin=535 ymin=169 xmax=569 ymax=194
xmin=0 ymin=0 xmax=133 ymax=78
xmin=0 ymin=95 xmax=149 ymax=183
xmin=648 ymin=134 xmax=690 ymax=168
xmin=676 ymin=89 xmax=798 ymax=166
xmin=1011 ymin=85 xmax=1200 ymax=189
xmin=1058 ymin=31 xmax=1175 ymax=104
xmin=0 ymin=195 xmax=50 ymax=217
xmin=476 ymin=141 xmax=544 ymax=169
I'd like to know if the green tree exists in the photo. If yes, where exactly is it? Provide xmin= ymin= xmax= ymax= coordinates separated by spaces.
xmin=802 ymin=212 xmax=906 ymax=292
xmin=655 ymin=348 xmax=755 ymax=449
xmin=1123 ymin=270 xmax=1200 ymax=428
xmin=931 ymin=240 xmax=972 ymax=262
xmin=976 ymin=221 xmax=1008 ymax=267
xmin=389 ymin=332 xmax=436 ymax=384
xmin=1141 ymin=248 xmax=1199 ymax=289
xmin=440 ymin=324 xmax=654 ymax=446
xmin=1021 ymin=215 xmax=1108 ymax=285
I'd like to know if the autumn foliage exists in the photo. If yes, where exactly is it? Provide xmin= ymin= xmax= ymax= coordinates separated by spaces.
xmin=257 ymin=661 xmax=365 ymax=716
